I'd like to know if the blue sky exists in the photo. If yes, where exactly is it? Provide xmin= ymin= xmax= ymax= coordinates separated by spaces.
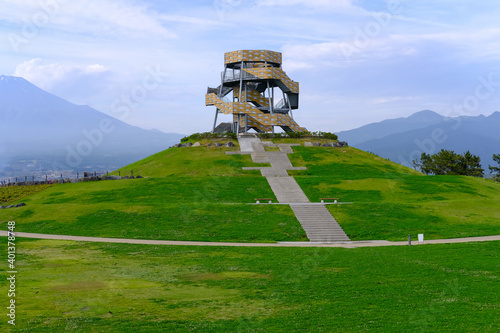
xmin=1 ymin=0 xmax=500 ymax=134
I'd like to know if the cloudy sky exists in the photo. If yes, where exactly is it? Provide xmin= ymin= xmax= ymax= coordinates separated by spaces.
xmin=1 ymin=0 xmax=500 ymax=134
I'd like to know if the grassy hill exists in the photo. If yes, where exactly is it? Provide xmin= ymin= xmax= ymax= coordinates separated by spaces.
xmin=1 ymin=137 xmax=499 ymax=332
xmin=0 ymin=143 xmax=305 ymax=243
xmin=1 ymin=138 xmax=500 ymax=242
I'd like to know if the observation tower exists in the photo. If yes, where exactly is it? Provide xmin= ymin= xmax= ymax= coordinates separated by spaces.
xmin=206 ymin=50 xmax=306 ymax=133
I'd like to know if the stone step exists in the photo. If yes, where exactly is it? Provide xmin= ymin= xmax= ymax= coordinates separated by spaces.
xmin=304 ymin=230 xmax=346 ymax=232
xmin=296 ymin=220 xmax=342 ymax=223
xmin=297 ymin=221 xmax=343 ymax=223
xmin=306 ymin=232 xmax=349 ymax=235
xmin=300 ymin=226 xmax=344 ymax=228
xmin=308 ymin=235 xmax=350 ymax=238
xmin=306 ymin=231 xmax=347 ymax=233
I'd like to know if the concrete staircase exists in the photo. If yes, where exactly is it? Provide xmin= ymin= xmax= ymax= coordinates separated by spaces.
xmin=237 ymin=133 xmax=350 ymax=242
xmin=291 ymin=205 xmax=350 ymax=242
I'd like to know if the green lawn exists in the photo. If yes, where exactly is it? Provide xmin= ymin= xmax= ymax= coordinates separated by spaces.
xmin=0 ymin=185 xmax=52 ymax=206
xmin=112 ymin=145 xmax=266 ymax=178
xmin=0 ymin=176 xmax=306 ymax=243
xmin=1 ymin=239 xmax=498 ymax=332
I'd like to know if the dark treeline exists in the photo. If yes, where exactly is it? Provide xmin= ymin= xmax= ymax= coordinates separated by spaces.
xmin=414 ymin=149 xmax=500 ymax=178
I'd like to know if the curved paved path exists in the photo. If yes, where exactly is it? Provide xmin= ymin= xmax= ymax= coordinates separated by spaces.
xmin=2 ymin=231 xmax=499 ymax=248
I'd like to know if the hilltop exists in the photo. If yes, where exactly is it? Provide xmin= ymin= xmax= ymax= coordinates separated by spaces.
xmin=1 ymin=136 xmax=500 ymax=242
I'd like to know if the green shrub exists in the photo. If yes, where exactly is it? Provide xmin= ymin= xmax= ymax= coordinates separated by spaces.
xmin=180 ymin=132 xmax=236 ymax=142
xmin=256 ymin=131 xmax=338 ymax=140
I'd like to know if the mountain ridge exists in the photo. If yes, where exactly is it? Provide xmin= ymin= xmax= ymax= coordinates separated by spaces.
xmin=0 ymin=75 xmax=184 ymax=177
xmin=338 ymin=109 xmax=500 ymax=169
xmin=337 ymin=110 xmax=445 ymax=146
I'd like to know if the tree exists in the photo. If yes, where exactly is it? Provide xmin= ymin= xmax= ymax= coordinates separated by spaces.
xmin=459 ymin=150 xmax=484 ymax=177
xmin=414 ymin=149 xmax=483 ymax=177
xmin=433 ymin=149 xmax=461 ymax=175
xmin=414 ymin=152 xmax=433 ymax=175
xmin=489 ymin=154 xmax=500 ymax=180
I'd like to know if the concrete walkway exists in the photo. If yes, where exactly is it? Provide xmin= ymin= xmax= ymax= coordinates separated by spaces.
xmin=267 ymin=177 xmax=309 ymax=203
xmin=238 ymin=133 xmax=263 ymax=153
xmin=237 ymin=134 xmax=350 ymax=242
xmin=2 ymin=231 xmax=499 ymax=248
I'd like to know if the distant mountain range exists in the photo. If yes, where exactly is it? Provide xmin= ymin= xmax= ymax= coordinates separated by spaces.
xmin=0 ymin=75 xmax=184 ymax=177
xmin=337 ymin=110 xmax=500 ymax=171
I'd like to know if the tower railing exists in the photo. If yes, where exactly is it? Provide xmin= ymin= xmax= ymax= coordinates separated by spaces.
xmin=275 ymin=98 xmax=288 ymax=109
xmin=222 ymin=70 xmax=259 ymax=82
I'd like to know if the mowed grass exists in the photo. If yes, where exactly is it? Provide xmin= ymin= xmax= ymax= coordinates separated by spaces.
xmin=0 ymin=176 xmax=306 ymax=242
xmin=0 ymin=239 xmax=498 ymax=332
xmin=112 ymin=145 xmax=267 ymax=178
xmin=288 ymin=146 xmax=500 ymax=241
xmin=0 ymin=184 xmax=52 ymax=205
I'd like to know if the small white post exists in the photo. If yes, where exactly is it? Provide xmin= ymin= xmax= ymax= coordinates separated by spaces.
xmin=418 ymin=234 xmax=424 ymax=243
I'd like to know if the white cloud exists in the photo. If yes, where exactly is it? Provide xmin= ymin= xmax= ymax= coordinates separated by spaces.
xmin=371 ymin=96 xmax=419 ymax=104
xmin=282 ymin=42 xmax=353 ymax=70
xmin=13 ymin=58 xmax=115 ymax=106
xmin=14 ymin=58 xmax=109 ymax=90
xmin=257 ymin=0 xmax=356 ymax=11
xmin=0 ymin=0 xmax=176 ymax=39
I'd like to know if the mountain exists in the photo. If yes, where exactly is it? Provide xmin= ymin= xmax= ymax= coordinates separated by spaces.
xmin=337 ymin=110 xmax=445 ymax=146
xmin=0 ymin=75 xmax=184 ymax=177
xmin=337 ymin=110 xmax=500 ymax=170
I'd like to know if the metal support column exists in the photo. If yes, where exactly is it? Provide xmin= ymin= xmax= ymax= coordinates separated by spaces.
xmin=236 ymin=114 xmax=240 ymax=135
xmin=212 ymin=109 xmax=219 ymax=132
xmin=267 ymin=81 xmax=273 ymax=114
xmin=238 ymin=61 xmax=243 ymax=102
xmin=272 ymin=85 xmax=274 ymax=109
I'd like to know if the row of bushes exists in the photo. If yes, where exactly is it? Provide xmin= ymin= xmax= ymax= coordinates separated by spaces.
xmin=180 ymin=132 xmax=237 ymax=142
xmin=181 ymin=131 xmax=338 ymax=142
xmin=257 ymin=131 xmax=338 ymax=140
